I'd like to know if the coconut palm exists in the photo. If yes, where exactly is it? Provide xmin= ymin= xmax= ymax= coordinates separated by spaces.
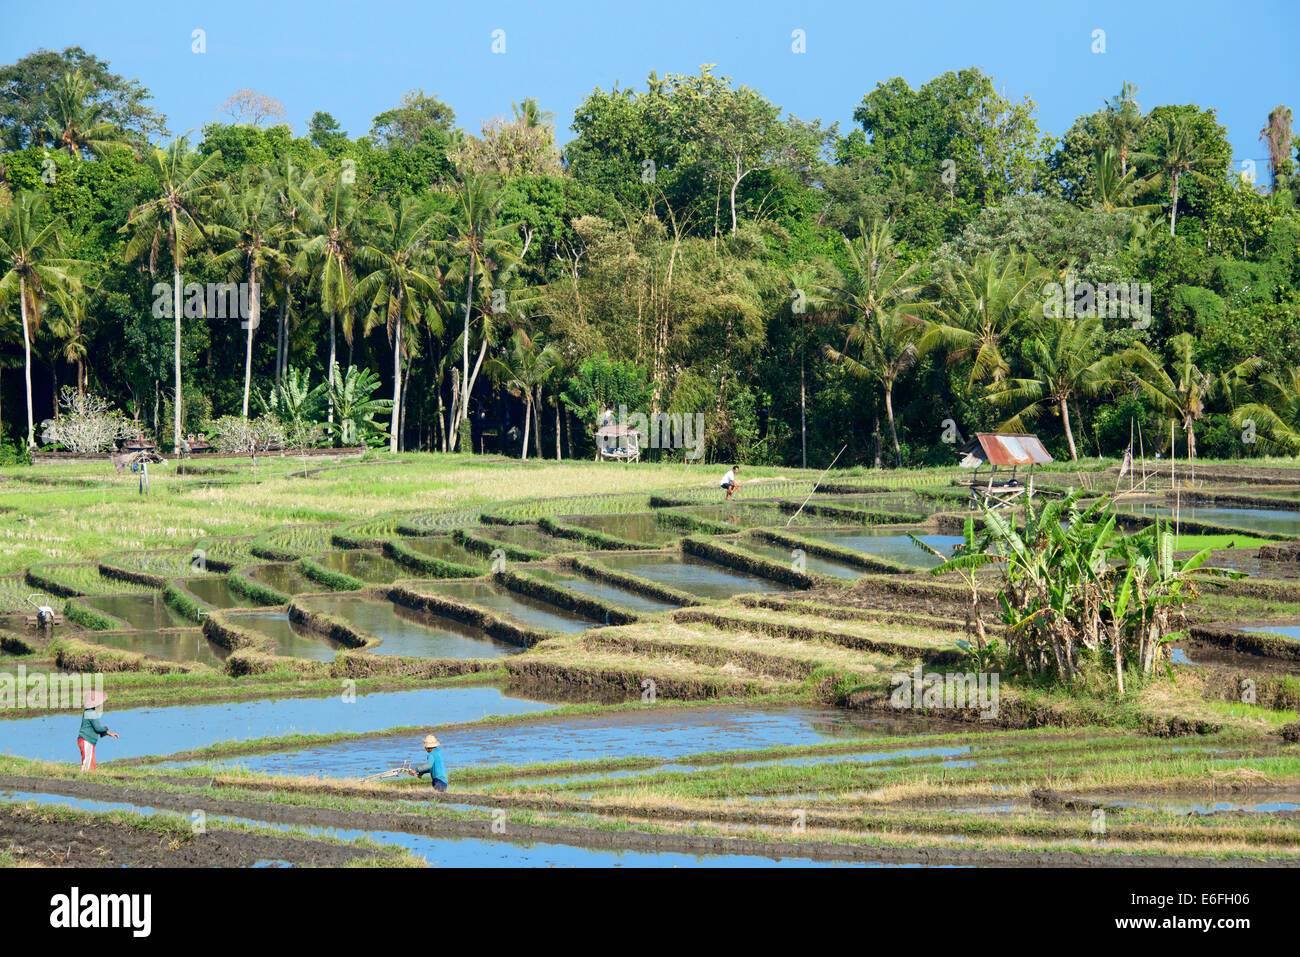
xmin=1128 ymin=333 xmax=1261 ymax=463
xmin=919 ymin=251 xmax=1044 ymax=388
xmin=122 ymin=136 xmax=222 ymax=452
xmin=294 ymin=168 xmax=360 ymax=426
xmin=486 ymin=330 xmax=561 ymax=460
xmin=208 ymin=178 xmax=291 ymax=417
xmin=265 ymin=156 xmax=317 ymax=390
xmin=985 ymin=316 xmax=1125 ymax=460
xmin=1139 ymin=113 xmax=1217 ymax=236
xmin=353 ymin=196 xmax=444 ymax=453
xmin=442 ymin=175 xmax=523 ymax=448
xmin=0 ymin=193 xmax=84 ymax=447
xmin=824 ymin=310 xmax=922 ymax=468
xmin=817 ymin=219 xmax=927 ymax=467
xmin=1231 ymin=366 xmax=1300 ymax=455
xmin=1092 ymin=146 xmax=1161 ymax=215
xmin=1099 ymin=81 xmax=1145 ymax=178
xmin=47 ymin=280 xmax=94 ymax=394
xmin=45 ymin=69 xmax=137 ymax=159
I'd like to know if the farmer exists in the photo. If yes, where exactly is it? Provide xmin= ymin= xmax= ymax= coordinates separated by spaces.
xmin=412 ymin=733 xmax=449 ymax=792
xmin=77 ymin=691 xmax=118 ymax=772
xmin=720 ymin=464 xmax=740 ymax=500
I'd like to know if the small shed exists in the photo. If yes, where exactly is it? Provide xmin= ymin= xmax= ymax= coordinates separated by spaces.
xmin=958 ymin=433 xmax=1053 ymax=510
xmin=595 ymin=424 xmax=641 ymax=463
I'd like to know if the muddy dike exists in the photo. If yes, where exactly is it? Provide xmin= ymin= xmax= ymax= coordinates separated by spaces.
xmin=584 ymin=631 xmax=816 ymax=681
xmin=1190 ymin=623 xmax=1300 ymax=661
xmin=495 ymin=568 xmax=638 ymax=625
xmin=734 ymin=594 xmax=971 ymax=634
xmin=538 ymin=515 xmax=658 ymax=550
xmin=752 ymin=528 xmax=921 ymax=575
xmin=287 ymin=600 xmax=380 ymax=650
xmin=842 ymin=685 xmax=1220 ymax=737
xmin=228 ymin=565 xmax=291 ymax=605
xmin=779 ymin=499 xmax=926 ymax=526
xmin=681 ymin=536 xmax=818 ymax=589
xmin=0 ymin=775 xmax=1274 ymax=868
xmin=382 ymin=538 xmax=483 ymax=578
xmin=0 ymin=802 xmax=388 ymax=867
xmin=384 ymin=583 xmax=548 ymax=648
xmin=503 ymin=656 xmax=775 ymax=701
xmin=96 ymin=558 xmax=169 ymax=589
xmin=1196 ymin=666 xmax=1300 ymax=713
xmin=671 ymin=607 xmax=963 ymax=665
xmin=560 ymin=555 xmax=703 ymax=608
xmin=202 ymin=612 xmax=321 ymax=677
xmin=453 ymin=527 xmax=546 ymax=562
xmin=53 ymin=636 xmax=212 ymax=676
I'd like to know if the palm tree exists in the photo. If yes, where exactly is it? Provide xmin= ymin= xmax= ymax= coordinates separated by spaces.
xmin=1093 ymin=146 xmax=1161 ymax=215
xmin=1100 ymin=81 xmax=1145 ymax=178
xmin=920 ymin=251 xmax=1044 ymax=388
xmin=1140 ymin=113 xmax=1216 ymax=236
xmin=1128 ymin=332 xmax=1260 ymax=463
xmin=45 ymin=69 xmax=137 ymax=159
xmin=442 ymin=175 xmax=522 ymax=449
xmin=1232 ymin=366 xmax=1300 ymax=454
xmin=985 ymin=316 xmax=1124 ymax=460
xmin=0 ymin=193 xmax=83 ymax=447
xmin=353 ymin=196 xmax=443 ymax=453
xmin=294 ymin=169 xmax=359 ymax=427
xmin=817 ymin=219 xmax=927 ymax=466
xmin=122 ymin=136 xmax=222 ymax=452
xmin=486 ymin=330 xmax=561 ymax=460
xmin=265 ymin=156 xmax=317 ymax=390
xmin=208 ymin=178 xmax=290 ymax=417
xmin=47 ymin=281 xmax=94 ymax=394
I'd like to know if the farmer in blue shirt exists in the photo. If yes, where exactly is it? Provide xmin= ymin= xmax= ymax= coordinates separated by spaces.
xmin=77 ymin=690 xmax=118 ymax=771
xmin=412 ymin=734 xmax=449 ymax=792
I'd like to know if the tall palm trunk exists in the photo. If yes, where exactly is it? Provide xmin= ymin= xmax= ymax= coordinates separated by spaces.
xmin=1060 ymin=397 xmax=1079 ymax=461
xmin=554 ymin=399 xmax=561 ymax=460
xmin=172 ymin=258 xmax=182 ymax=453
xmin=884 ymin=382 xmax=902 ymax=468
xmin=1169 ymin=172 xmax=1181 ymax=236
xmin=520 ymin=394 xmax=531 ymax=461
xmin=276 ymin=280 xmax=289 ymax=390
xmin=241 ymin=273 xmax=260 ymax=418
xmin=533 ymin=386 xmax=543 ymax=460
xmin=458 ymin=257 xmax=475 ymax=448
xmin=389 ymin=315 xmax=402 ymax=454
xmin=327 ymin=310 xmax=336 ymax=428
xmin=19 ymin=275 xmax=34 ymax=448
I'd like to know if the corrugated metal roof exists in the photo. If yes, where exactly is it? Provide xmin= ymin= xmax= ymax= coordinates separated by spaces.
xmin=959 ymin=433 xmax=1053 ymax=467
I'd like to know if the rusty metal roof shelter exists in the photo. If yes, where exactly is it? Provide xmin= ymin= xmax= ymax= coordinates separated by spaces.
xmin=958 ymin=433 xmax=1053 ymax=509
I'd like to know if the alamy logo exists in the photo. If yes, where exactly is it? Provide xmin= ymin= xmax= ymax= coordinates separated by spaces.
xmin=0 ymin=666 xmax=103 ymax=710
xmin=1042 ymin=280 xmax=1151 ymax=328
xmin=152 ymin=281 xmax=260 ymax=327
xmin=890 ymin=665 xmax=999 ymax=719
xmin=617 ymin=405 xmax=705 ymax=460
xmin=50 ymin=887 xmax=152 ymax=937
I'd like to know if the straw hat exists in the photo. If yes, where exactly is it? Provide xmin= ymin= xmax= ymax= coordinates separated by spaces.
xmin=84 ymin=690 xmax=106 ymax=710
xmin=422 ymin=734 xmax=440 ymax=748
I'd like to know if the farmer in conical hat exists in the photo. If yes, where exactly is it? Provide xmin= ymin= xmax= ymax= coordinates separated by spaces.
xmin=411 ymin=733 xmax=449 ymax=792
xmin=77 ymin=690 xmax=118 ymax=772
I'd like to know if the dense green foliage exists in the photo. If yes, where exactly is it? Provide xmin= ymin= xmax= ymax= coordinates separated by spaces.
xmin=1 ymin=47 xmax=1298 ymax=467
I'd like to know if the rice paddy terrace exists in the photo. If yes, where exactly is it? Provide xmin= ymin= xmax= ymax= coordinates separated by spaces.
xmin=2 ymin=454 xmax=1299 ymax=868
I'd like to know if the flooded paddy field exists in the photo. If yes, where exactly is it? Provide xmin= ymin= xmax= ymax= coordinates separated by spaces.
xmin=592 ymin=551 xmax=794 ymax=599
xmin=8 ymin=461 xmax=1300 ymax=868
xmin=0 ymin=686 xmax=556 ymax=762
xmin=295 ymin=595 xmax=523 ymax=657
xmin=1118 ymin=502 xmax=1300 ymax=536
xmin=419 ymin=580 xmax=601 ymax=632
xmin=83 ymin=593 xmax=195 ymax=629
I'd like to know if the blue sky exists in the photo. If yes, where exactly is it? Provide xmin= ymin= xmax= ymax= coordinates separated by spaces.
xmin=3 ymin=0 xmax=1297 ymax=170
